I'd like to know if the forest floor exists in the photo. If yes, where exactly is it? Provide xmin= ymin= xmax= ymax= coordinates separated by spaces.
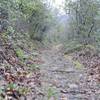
xmin=0 ymin=35 xmax=100 ymax=100
xmin=39 ymin=45 xmax=100 ymax=100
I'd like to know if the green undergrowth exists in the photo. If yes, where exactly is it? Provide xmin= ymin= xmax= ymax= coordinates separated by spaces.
xmin=47 ymin=87 xmax=58 ymax=100
xmin=16 ymin=48 xmax=25 ymax=60
xmin=64 ymin=41 xmax=84 ymax=54
xmin=64 ymin=40 xmax=97 ymax=54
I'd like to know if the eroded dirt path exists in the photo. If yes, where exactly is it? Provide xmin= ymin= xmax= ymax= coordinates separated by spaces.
xmin=39 ymin=46 xmax=100 ymax=100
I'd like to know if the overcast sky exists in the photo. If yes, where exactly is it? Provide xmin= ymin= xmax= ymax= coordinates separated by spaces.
xmin=46 ymin=0 xmax=76 ymax=14
xmin=54 ymin=0 xmax=65 ymax=7
xmin=50 ymin=0 xmax=65 ymax=14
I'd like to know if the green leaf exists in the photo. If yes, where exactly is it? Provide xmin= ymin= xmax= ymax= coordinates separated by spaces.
xmin=16 ymin=48 xmax=24 ymax=59
xmin=7 ymin=83 xmax=17 ymax=90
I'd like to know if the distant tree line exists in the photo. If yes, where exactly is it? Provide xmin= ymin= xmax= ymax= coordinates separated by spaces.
xmin=65 ymin=0 xmax=100 ymax=44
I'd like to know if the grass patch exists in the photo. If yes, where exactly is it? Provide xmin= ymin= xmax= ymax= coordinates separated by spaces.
xmin=73 ymin=60 xmax=83 ymax=69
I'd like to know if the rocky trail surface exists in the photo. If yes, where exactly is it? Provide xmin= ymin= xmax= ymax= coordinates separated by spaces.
xmin=39 ymin=45 xmax=100 ymax=100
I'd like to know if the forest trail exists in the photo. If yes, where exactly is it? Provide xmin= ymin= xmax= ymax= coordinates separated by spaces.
xmin=39 ymin=44 xmax=100 ymax=100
